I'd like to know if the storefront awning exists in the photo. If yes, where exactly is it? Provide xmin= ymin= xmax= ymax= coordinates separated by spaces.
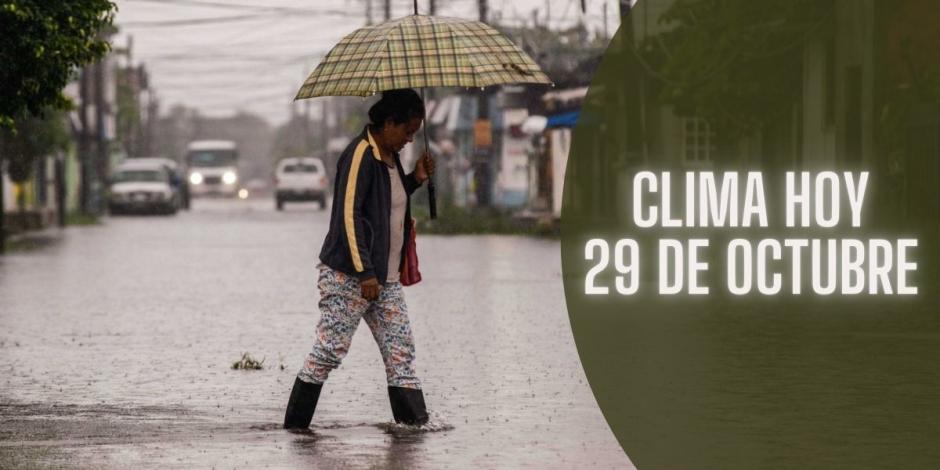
xmin=546 ymin=111 xmax=579 ymax=129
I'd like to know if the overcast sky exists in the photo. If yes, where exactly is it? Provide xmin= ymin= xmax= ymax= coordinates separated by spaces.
xmin=113 ymin=0 xmax=627 ymax=126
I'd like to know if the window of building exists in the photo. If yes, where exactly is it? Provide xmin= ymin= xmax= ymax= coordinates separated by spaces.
xmin=682 ymin=117 xmax=715 ymax=163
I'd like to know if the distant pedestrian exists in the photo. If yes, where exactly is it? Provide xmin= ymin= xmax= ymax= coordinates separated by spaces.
xmin=283 ymin=89 xmax=435 ymax=429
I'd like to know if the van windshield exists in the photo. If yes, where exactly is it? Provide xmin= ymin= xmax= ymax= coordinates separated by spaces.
xmin=283 ymin=164 xmax=319 ymax=173
xmin=187 ymin=150 xmax=237 ymax=167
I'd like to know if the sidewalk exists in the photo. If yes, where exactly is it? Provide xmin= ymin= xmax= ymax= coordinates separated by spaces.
xmin=1 ymin=209 xmax=69 ymax=253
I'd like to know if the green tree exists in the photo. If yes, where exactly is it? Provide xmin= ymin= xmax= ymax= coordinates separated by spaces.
xmin=644 ymin=0 xmax=834 ymax=141
xmin=0 ymin=0 xmax=117 ymax=128
xmin=0 ymin=110 xmax=70 ymax=209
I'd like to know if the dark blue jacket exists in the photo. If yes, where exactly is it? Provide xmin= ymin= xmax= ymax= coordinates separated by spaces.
xmin=319 ymin=127 xmax=423 ymax=284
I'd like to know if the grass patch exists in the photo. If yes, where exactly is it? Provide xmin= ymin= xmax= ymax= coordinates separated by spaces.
xmin=5 ymin=235 xmax=59 ymax=252
xmin=66 ymin=212 xmax=101 ymax=226
xmin=231 ymin=352 xmax=265 ymax=370
xmin=413 ymin=203 xmax=559 ymax=237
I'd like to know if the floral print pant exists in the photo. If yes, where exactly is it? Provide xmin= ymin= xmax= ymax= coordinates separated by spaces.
xmin=298 ymin=265 xmax=421 ymax=389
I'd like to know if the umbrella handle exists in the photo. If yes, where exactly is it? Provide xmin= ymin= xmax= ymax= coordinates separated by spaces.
xmin=428 ymin=177 xmax=437 ymax=219
xmin=421 ymin=88 xmax=437 ymax=220
xmin=414 ymin=3 xmax=435 ymax=219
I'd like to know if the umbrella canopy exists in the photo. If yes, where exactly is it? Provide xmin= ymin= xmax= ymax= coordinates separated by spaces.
xmin=295 ymin=14 xmax=552 ymax=99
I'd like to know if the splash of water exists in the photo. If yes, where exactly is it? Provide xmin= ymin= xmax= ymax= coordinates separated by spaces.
xmin=375 ymin=410 xmax=454 ymax=434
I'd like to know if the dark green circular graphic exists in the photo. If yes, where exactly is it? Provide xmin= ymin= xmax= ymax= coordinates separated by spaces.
xmin=561 ymin=1 xmax=940 ymax=469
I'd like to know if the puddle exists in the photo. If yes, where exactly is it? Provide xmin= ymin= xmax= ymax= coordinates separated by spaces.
xmin=0 ymin=200 xmax=632 ymax=469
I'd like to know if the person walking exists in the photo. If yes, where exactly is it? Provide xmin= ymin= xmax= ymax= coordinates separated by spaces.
xmin=283 ymin=89 xmax=436 ymax=429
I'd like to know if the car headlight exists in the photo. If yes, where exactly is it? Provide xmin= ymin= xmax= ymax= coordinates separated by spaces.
xmin=222 ymin=171 xmax=237 ymax=185
xmin=190 ymin=172 xmax=204 ymax=185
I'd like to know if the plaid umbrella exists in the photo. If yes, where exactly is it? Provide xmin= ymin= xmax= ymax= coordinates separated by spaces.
xmin=295 ymin=15 xmax=552 ymax=99
xmin=296 ymin=14 xmax=551 ymax=218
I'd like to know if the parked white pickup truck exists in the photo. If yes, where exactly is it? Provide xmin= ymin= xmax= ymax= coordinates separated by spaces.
xmin=108 ymin=160 xmax=180 ymax=215
xmin=274 ymin=157 xmax=330 ymax=210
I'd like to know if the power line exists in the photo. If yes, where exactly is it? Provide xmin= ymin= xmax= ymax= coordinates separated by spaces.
xmin=121 ymin=13 xmax=274 ymax=27
xmin=143 ymin=50 xmax=321 ymax=62
xmin=120 ymin=9 xmax=360 ymax=28
xmin=129 ymin=0 xmax=360 ymax=16
xmin=123 ymin=0 xmax=609 ymax=126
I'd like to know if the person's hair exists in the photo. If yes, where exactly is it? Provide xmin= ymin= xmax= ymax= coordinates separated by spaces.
xmin=368 ymin=89 xmax=425 ymax=127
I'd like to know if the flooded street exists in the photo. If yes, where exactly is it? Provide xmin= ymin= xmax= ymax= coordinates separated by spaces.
xmin=0 ymin=198 xmax=632 ymax=469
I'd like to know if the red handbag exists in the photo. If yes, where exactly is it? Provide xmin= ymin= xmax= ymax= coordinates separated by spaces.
xmin=400 ymin=217 xmax=422 ymax=286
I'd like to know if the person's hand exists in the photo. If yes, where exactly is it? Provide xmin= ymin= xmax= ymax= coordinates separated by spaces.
xmin=415 ymin=151 xmax=436 ymax=183
xmin=361 ymin=277 xmax=380 ymax=300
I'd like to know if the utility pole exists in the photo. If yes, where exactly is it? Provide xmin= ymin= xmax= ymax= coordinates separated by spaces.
xmin=578 ymin=0 xmax=587 ymax=35
xmin=619 ymin=0 xmax=631 ymax=17
xmin=321 ymin=98 xmax=330 ymax=167
xmin=55 ymin=151 xmax=65 ymax=228
xmin=474 ymin=0 xmax=492 ymax=209
xmin=366 ymin=0 xmax=373 ymax=25
xmin=126 ymin=35 xmax=138 ymax=158
xmin=78 ymin=67 xmax=92 ymax=215
xmin=615 ymin=0 xmax=646 ymax=164
xmin=94 ymin=57 xmax=108 ymax=215
xmin=384 ymin=0 xmax=390 ymax=20
xmin=603 ymin=1 xmax=609 ymax=40
xmin=302 ymin=62 xmax=311 ymax=154
xmin=140 ymin=73 xmax=156 ymax=157
xmin=303 ymin=101 xmax=311 ymax=155
xmin=429 ymin=0 xmax=436 ymax=15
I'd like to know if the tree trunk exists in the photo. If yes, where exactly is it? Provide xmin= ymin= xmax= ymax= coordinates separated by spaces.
xmin=56 ymin=154 xmax=66 ymax=227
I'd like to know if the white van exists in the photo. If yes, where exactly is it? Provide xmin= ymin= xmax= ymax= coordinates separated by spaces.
xmin=185 ymin=140 xmax=239 ymax=197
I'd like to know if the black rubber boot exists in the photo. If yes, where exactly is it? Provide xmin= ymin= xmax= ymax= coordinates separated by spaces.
xmin=283 ymin=377 xmax=323 ymax=429
xmin=387 ymin=386 xmax=429 ymax=425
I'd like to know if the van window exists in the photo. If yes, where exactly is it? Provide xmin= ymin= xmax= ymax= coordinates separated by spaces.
xmin=283 ymin=164 xmax=319 ymax=173
xmin=114 ymin=169 xmax=168 ymax=183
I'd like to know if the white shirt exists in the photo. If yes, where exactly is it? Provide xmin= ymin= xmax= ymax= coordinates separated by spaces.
xmin=385 ymin=164 xmax=407 ymax=283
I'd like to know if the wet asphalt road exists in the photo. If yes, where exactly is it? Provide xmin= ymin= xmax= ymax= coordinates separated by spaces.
xmin=0 ymin=197 xmax=633 ymax=469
